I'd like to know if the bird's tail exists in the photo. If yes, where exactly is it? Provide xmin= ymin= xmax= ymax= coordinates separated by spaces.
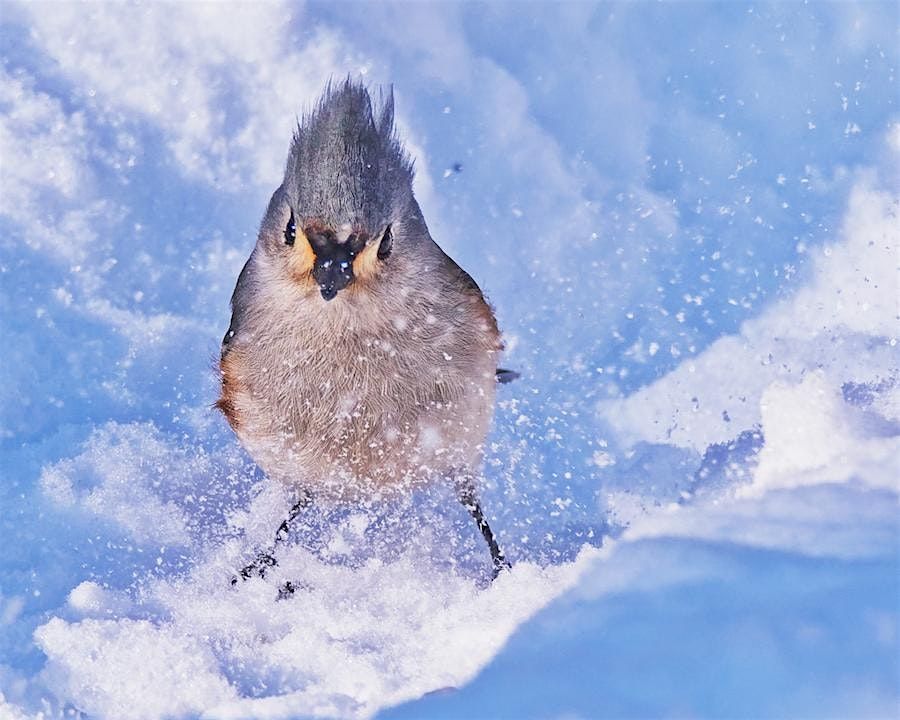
xmin=495 ymin=368 xmax=520 ymax=384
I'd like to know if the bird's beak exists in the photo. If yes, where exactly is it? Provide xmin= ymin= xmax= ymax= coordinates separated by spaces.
xmin=306 ymin=226 xmax=357 ymax=301
xmin=313 ymin=258 xmax=354 ymax=301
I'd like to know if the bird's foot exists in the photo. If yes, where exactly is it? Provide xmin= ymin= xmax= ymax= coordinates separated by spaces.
xmin=276 ymin=579 xmax=315 ymax=599
xmin=276 ymin=581 xmax=296 ymax=600
xmin=230 ymin=552 xmax=278 ymax=585
xmin=491 ymin=556 xmax=512 ymax=581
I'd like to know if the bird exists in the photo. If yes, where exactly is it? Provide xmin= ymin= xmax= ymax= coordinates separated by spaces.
xmin=217 ymin=79 xmax=513 ymax=590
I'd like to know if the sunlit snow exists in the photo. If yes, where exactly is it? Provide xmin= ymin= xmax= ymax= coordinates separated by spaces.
xmin=1 ymin=2 xmax=898 ymax=719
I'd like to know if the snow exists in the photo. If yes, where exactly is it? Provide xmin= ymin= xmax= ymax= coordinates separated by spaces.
xmin=2 ymin=2 xmax=899 ymax=719
xmin=382 ymin=530 xmax=898 ymax=720
xmin=382 ymin=169 xmax=899 ymax=720
xmin=33 ymin=550 xmax=591 ymax=720
xmin=36 ymin=617 xmax=238 ymax=720
xmin=602 ymin=178 xmax=899 ymax=458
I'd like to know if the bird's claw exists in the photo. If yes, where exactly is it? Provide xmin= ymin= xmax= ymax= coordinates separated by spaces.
xmin=231 ymin=552 xmax=278 ymax=585
xmin=276 ymin=581 xmax=296 ymax=600
xmin=491 ymin=557 xmax=512 ymax=580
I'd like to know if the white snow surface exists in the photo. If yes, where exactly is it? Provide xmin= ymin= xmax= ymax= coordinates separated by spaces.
xmin=33 ymin=552 xmax=591 ymax=720
xmin=1 ymin=3 xmax=898 ymax=719
xmin=602 ymin=180 xmax=900 ymax=458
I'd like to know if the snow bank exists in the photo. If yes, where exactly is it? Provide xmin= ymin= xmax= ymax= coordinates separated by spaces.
xmin=35 ymin=617 xmax=238 ymax=720
xmin=750 ymin=370 xmax=898 ymax=496
xmin=601 ymin=177 xmax=899 ymax=457
xmin=385 ymin=169 xmax=900 ymax=718
xmin=13 ymin=416 xmax=594 ymax=719
xmin=383 ymin=528 xmax=898 ymax=720
xmin=33 ymin=540 xmax=593 ymax=719
xmin=18 ymin=172 xmax=894 ymax=719
xmin=37 ymin=421 xmax=252 ymax=548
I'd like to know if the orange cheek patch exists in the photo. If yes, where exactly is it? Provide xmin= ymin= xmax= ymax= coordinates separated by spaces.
xmin=287 ymin=229 xmax=316 ymax=280
xmin=352 ymin=240 xmax=381 ymax=280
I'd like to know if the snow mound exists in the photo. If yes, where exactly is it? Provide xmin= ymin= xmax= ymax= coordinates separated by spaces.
xmin=35 ymin=617 xmax=238 ymax=720
xmin=749 ymin=370 xmax=899 ymax=496
xmin=34 ymin=543 xmax=594 ymax=719
xmin=601 ymin=180 xmax=899 ymax=456
xmin=382 ymin=530 xmax=899 ymax=720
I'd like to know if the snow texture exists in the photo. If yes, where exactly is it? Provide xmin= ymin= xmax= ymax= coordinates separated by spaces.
xmin=1 ymin=2 xmax=898 ymax=719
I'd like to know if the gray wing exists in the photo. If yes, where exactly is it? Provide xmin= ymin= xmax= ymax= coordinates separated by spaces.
xmin=435 ymin=246 xmax=519 ymax=383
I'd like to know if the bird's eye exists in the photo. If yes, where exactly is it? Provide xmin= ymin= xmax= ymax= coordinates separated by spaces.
xmin=284 ymin=210 xmax=296 ymax=246
xmin=377 ymin=225 xmax=393 ymax=260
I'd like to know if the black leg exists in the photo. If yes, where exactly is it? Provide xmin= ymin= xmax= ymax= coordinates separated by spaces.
xmin=457 ymin=480 xmax=511 ymax=578
xmin=232 ymin=490 xmax=312 ymax=585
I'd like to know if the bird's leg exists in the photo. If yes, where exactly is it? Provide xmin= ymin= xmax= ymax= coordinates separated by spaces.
xmin=455 ymin=477 xmax=511 ymax=578
xmin=232 ymin=490 xmax=312 ymax=585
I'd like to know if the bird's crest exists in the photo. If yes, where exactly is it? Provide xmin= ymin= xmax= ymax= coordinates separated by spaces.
xmin=283 ymin=78 xmax=413 ymax=228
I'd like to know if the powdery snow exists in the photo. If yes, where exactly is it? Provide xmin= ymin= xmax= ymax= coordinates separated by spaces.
xmin=601 ymin=178 xmax=899 ymax=455
xmin=35 ymin=546 xmax=594 ymax=719
xmin=1 ymin=2 xmax=898 ymax=718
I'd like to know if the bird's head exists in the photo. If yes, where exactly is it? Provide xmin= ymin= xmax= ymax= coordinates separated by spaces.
xmin=258 ymin=79 xmax=417 ymax=301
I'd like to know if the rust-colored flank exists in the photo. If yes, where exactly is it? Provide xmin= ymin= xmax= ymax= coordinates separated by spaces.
xmin=215 ymin=352 xmax=242 ymax=431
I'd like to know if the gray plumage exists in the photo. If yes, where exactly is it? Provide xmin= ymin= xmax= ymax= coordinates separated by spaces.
xmin=219 ymin=80 xmax=508 ymax=577
xmin=284 ymin=82 xmax=413 ymax=231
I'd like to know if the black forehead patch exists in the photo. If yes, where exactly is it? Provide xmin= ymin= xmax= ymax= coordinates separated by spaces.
xmin=314 ymin=240 xmax=355 ymax=265
xmin=305 ymin=227 xmax=369 ymax=257
xmin=305 ymin=227 xmax=338 ymax=252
